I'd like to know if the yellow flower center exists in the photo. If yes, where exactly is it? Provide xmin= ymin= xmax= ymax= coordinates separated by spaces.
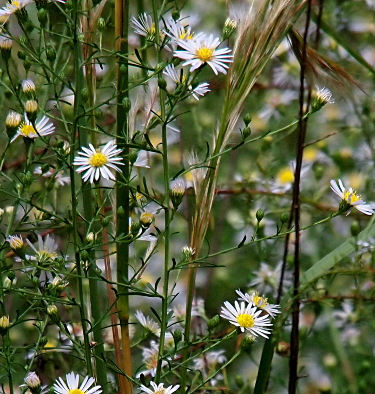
xmin=343 ymin=190 xmax=361 ymax=204
xmin=89 ymin=152 xmax=107 ymax=167
xmin=180 ymin=31 xmax=193 ymax=40
xmin=145 ymin=353 xmax=158 ymax=369
xmin=154 ymin=390 xmax=166 ymax=394
xmin=36 ymin=250 xmax=57 ymax=263
xmin=69 ymin=390 xmax=85 ymax=394
xmin=277 ymin=168 xmax=294 ymax=184
xmin=253 ymin=295 xmax=268 ymax=308
xmin=237 ymin=313 xmax=254 ymax=328
xmin=20 ymin=124 xmax=35 ymax=137
xmin=11 ymin=1 xmax=20 ymax=8
xmin=196 ymin=47 xmax=214 ymax=62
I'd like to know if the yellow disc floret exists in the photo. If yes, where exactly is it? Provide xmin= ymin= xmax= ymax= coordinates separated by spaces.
xmin=69 ymin=389 xmax=85 ymax=394
xmin=237 ymin=313 xmax=255 ymax=328
xmin=89 ymin=152 xmax=108 ymax=167
xmin=196 ymin=47 xmax=213 ymax=62
xmin=343 ymin=190 xmax=361 ymax=205
xmin=20 ymin=124 xmax=35 ymax=137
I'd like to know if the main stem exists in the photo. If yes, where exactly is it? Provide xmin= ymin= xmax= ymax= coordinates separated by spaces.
xmin=115 ymin=1 xmax=133 ymax=393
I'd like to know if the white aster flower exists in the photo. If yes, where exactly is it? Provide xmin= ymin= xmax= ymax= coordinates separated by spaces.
xmin=0 ymin=0 xmax=33 ymax=22
xmin=163 ymin=64 xmax=210 ymax=100
xmin=73 ymin=140 xmax=124 ymax=183
xmin=236 ymin=289 xmax=281 ymax=319
xmin=135 ymin=310 xmax=161 ymax=336
xmin=23 ymin=372 xmax=41 ymax=389
xmin=139 ymin=382 xmax=180 ymax=394
xmin=164 ymin=18 xmax=197 ymax=48
xmin=330 ymin=179 xmax=374 ymax=215
xmin=53 ymin=372 xmax=102 ymax=394
xmin=174 ymin=34 xmax=233 ymax=75
xmin=11 ymin=115 xmax=55 ymax=142
xmin=26 ymin=234 xmax=59 ymax=264
xmin=220 ymin=300 xmax=272 ymax=338
xmin=137 ymin=341 xmax=168 ymax=377
xmin=131 ymin=13 xmax=163 ymax=42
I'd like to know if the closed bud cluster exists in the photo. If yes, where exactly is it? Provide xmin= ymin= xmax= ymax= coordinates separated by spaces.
xmin=171 ymin=179 xmax=186 ymax=209
xmin=140 ymin=212 xmax=153 ymax=228
xmin=222 ymin=18 xmax=237 ymax=40
xmin=0 ymin=36 xmax=13 ymax=61
xmin=0 ymin=316 xmax=10 ymax=335
xmin=24 ymin=372 xmax=41 ymax=394
xmin=25 ymin=100 xmax=38 ymax=122
xmin=5 ymin=111 xmax=22 ymax=138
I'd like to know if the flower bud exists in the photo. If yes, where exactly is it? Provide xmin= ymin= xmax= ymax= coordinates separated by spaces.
xmin=350 ymin=220 xmax=361 ymax=237
xmin=37 ymin=8 xmax=48 ymax=28
xmin=280 ymin=212 xmax=289 ymax=224
xmin=47 ymin=304 xmax=59 ymax=322
xmin=276 ymin=341 xmax=291 ymax=358
xmin=117 ymin=206 xmax=125 ymax=218
xmin=22 ymin=79 xmax=36 ymax=98
xmin=97 ymin=17 xmax=106 ymax=31
xmin=171 ymin=179 xmax=185 ymax=209
xmin=3 ymin=277 xmax=12 ymax=290
xmin=234 ymin=375 xmax=244 ymax=388
xmin=158 ymin=76 xmax=167 ymax=90
xmin=0 ymin=36 xmax=12 ymax=61
xmin=45 ymin=45 xmax=56 ymax=62
xmin=140 ymin=212 xmax=153 ymax=228
xmin=122 ymin=97 xmax=131 ymax=112
xmin=5 ymin=111 xmax=22 ymax=138
xmin=256 ymin=209 xmax=264 ymax=222
xmin=81 ymin=250 xmax=89 ymax=262
xmin=311 ymin=87 xmax=334 ymax=113
xmin=25 ymin=100 xmax=39 ymax=122
xmin=172 ymin=10 xmax=180 ymax=21
xmin=243 ymin=113 xmax=252 ymax=126
xmin=207 ymin=315 xmax=220 ymax=331
xmin=24 ymin=372 xmax=41 ymax=393
xmin=172 ymin=329 xmax=182 ymax=345
xmin=241 ymin=334 xmax=256 ymax=353
xmin=222 ymin=18 xmax=237 ymax=40
xmin=181 ymin=245 xmax=194 ymax=261
xmin=0 ymin=316 xmax=10 ymax=335
xmin=101 ymin=217 xmax=109 ymax=227
xmin=242 ymin=126 xmax=251 ymax=139
xmin=86 ymin=232 xmax=95 ymax=243
xmin=131 ymin=220 xmax=141 ymax=237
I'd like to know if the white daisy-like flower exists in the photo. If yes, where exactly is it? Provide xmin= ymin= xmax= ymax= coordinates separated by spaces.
xmin=137 ymin=341 xmax=168 ymax=377
xmin=139 ymin=382 xmax=180 ymax=394
xmin=164 ymin=18 xmax=197 ymax=48
xmin=73 ymin=140 xmax=124 ymax=183
xmin=330 ymin=179 xmax=374 ymax=215
xmin=53 ymin=372 xmax=102 ymax=394
xmin=163 ymin=64 xmax=210 ymax=100
xmin=23 ymin=372 xmax=41 ymax=389
xmin=173 ymin=34 xmax=233 ymax=75
xmin=11 ymin=115 xmax=55 ymax=142
xmin=236 ymin=289 xmax=281 ymax=319
xmin=0 ymin=0 xmax=33 ymax=22
xmin=34 ymin=166 xmax=71 ymax=186
xmin=26 ymin=234 xmax=59 ymax=264
xmin=220 ymin=300 xmax=272 ymax=338
xmin=192 ymin=349 xmax=227 ymax=370
xmin=131 ymin=13 xmax=163 ymax=41
xmin=135 ymin=310 xmax=161 ymax=336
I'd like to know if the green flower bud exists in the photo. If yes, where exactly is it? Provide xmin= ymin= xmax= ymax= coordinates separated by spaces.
xmin=242 ymin=126 xmax=251 ymax=139
xmin=350 ymin=221 xmax=361 ymax=237
xmin=234 ymin=375 xmax=244 ymax=388
xmin=46 ymin=45 xmax=56 ymax=62
xmin=172 ymin=10 xmax=180 ymax=21
xmin=81 ymin=87 xmax=89 ymax=103
xmin=207 ymin=315 xmax=220 ymax=331
xmin=131 ymin=221 xmax=141 ymax=237
xmin=243 ymin=113 xmax=252 ymax=126
xmin=117 ymin=206 xmax=125 ymax=218
xmin=81 ymin=250 xmax=89 ymax=262
xmin=280 ymin=212 xmax=289 ymax=224
xmin=122 ymin=97 xmax=131 ymax=112
xmin=241 ymin=334 xmax=256 ymax=353
xmin=158 ymin=76 xmax=167 ymax=90
xmin=37 ymin=8 xmax=48 ymax=28
xmin=97 ymin=17 xmax=106 ymax=31
xmin=256 ymin=209 xmax=264 ymax=222
xmin=173 ymin=329 xmax=182 ymax=345
xmin=101 ymin=217 xmax=109 ymax=227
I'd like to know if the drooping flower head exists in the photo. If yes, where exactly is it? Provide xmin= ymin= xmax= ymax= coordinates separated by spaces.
xmin=174 ymin=34 xmax=233 ymax=75
xmin=131 ymin=13 xmax=164 ymax=42
xmin=330 ymin=179 xmax=374 ymax=216
xmin=73 ymin=140 xmax=124 ymax=183
xmin=220 ymin=300 xmax=272 ymax=338
xmin=53 ymin=372 xmax=102 ymax=394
